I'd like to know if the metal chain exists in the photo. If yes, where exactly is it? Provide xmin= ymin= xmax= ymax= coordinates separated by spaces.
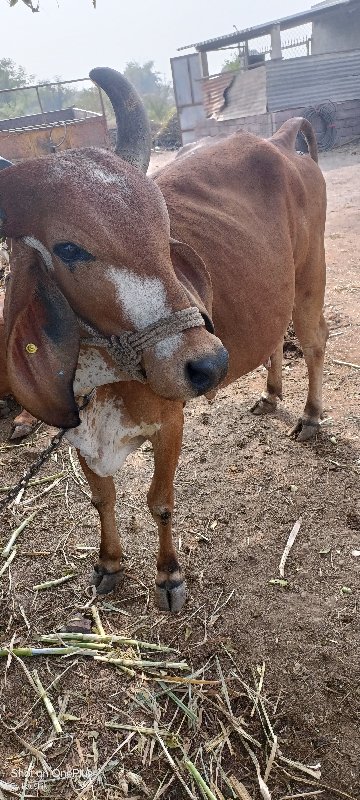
xmin=0 ymin=392 xmax=93 ymax=513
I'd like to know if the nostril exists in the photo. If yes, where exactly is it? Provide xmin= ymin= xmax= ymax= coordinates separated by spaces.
xmin=186 ymin=348 xmax=229 ymax=395
xmin=186 ymin=359 xmax=214 ymax=392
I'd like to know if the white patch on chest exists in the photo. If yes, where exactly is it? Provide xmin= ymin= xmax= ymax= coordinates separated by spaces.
xmin=65 ymin=393 xmax=160 ymax=478
xmin=106 ymin=267 xmax=183 ymax=355
xmin=73 ymin=347 xmax=127 ymax=395
xmin=22 ymin=236 xmax=53 ymax=271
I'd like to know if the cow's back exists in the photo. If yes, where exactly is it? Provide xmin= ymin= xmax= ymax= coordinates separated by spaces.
xmin=155 ymin=130 xmax=325 ymax=383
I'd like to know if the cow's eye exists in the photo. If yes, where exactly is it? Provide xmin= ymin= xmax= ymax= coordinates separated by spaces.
xmin=53 ymin=242 xmax=94 ymax=264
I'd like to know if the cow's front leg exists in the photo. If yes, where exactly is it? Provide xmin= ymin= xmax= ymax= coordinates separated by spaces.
xmin=78 ymin=453 xmax=124 ymax=595
xmin=147 ymin=406 xmax=184 ymax=612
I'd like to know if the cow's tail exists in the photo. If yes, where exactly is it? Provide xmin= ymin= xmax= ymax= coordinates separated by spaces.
xmin=271 ymin=117 xmax=318 ymax=163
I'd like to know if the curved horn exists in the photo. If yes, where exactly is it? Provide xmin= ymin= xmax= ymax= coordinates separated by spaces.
xmin=89 ymin=67 xmax=151 ymax=173
xmin=271 ymin=118 xmax=318 ymax=163
xmin=0 ymin=157 xmax=14 ymax=170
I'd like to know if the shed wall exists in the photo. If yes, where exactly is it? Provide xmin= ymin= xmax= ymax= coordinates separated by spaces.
xmin=266 ymin=49 xmax=360 ymax=110
xmin=194 ymin=99 xmax=360 ymax=149
xmin=312 ymin=4 xmax=360 ymax=54
xmin=218 ymin=66 xmax=267 ymax=120
xmin=0 ymin=116 xmax=108 ymax=162
xmin=171 ymin=54 xmax=205 ymax=144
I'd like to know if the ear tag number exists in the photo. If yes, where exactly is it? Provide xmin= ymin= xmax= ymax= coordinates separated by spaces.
xmin=25 ymin=343 xmax=38 ymax=354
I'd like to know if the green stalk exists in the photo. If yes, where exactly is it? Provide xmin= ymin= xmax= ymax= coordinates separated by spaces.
xmin=0 ymin=646 xmax=98 ymax=657
xmin=2 ymin=512 xmax=38 ymax=558
xmin=40 ymin=632 xmax=175 ymax=652
xmin=184 ymin=759 xmax=218 ymax=800
xmin=40 ymin=639 xmax=110 ymax=651
xmin=32 ymin=669 xmax=62 ymax=734
xmin=93 ymin=656 xmax=135 ymax=676
xmin=91 ymin=605 xmax=106 ymax=637
xmin=33 ymin=574 xmax=75 ymax=590
xmin=94 ymin=655 xmax=189 ymax=670
xmin=0 ymin=472 xmax=64 ymax=492
xmin=0 ymin=547 xmax=17 ymax=578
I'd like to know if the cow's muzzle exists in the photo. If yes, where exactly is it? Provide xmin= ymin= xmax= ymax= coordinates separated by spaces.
xmin=186 ymin=347 xmax=229 ymax=395
xmin=79 ymin=306 xmax=205 ymax=382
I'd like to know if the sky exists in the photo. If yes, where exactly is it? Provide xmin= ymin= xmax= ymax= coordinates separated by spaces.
xmin=1 ymin=0 xmax=317 ymax=85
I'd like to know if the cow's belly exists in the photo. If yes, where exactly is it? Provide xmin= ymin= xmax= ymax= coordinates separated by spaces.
xmin=65 ymin=390 xmax=160 ymax=478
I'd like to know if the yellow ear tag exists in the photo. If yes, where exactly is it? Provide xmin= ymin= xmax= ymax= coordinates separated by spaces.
xmin=25 ymin=343 xmax=38 ymax=354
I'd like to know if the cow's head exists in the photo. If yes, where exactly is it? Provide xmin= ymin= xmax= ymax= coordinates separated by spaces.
xmin=0 ymin=68 xmax=228 ymax=428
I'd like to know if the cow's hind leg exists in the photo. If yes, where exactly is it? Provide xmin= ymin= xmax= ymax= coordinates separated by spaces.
xmin=147 ymin=406 xmax=184 ymax=612
xmin=290 ymin=272 xmax=328 ymax=442
xmin=78 ymin=453 xmax=124 ymax=594
xmin=250 ymin=339 xmax=284 ymax=415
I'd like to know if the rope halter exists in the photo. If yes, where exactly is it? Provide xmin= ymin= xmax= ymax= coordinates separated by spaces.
xmin=78 ymin=306 xmax=205 ymax=382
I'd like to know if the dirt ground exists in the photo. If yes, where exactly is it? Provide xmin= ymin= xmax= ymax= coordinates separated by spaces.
xmin=0 ymin=144 xmax=359 ymax=800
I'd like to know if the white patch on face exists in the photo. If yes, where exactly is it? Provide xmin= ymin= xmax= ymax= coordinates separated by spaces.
xmin=107 ymin=267 xmax=170 ymax=330
xmin=107 ymin=267 xmax=183 ymax=356
xmin=155 ymin=334 xmax=183 ymax=359
xmin=73 ymin=347 xmax=127 ymax=396
xmin=107 ymin=267 xmax=185 ymax=357
xmin=65 ymin=393 xmax=160 ymax=478
xmin=22 ymin=236 xmax=53 ymax=271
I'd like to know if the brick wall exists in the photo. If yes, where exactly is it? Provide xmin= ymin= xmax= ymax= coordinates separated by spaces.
xmin=194 ymin=99 xmax=360 ymax=148
xmin=274 ymin=100 xmax=360 ymax=147
xmin=195 ymin=112 xmax=274 ymax=141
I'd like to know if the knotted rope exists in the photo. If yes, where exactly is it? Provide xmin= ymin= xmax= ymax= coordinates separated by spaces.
xmin=79 ymin=306 xmax=205 ymax=381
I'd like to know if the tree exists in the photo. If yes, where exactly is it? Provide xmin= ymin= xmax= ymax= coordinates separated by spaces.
xmin=123 ymin=61 xmax=163 ymax=97
xmin=221 ymin=54 xmax=242 ymax=73
xmin=123 ymin=62 xmax=174 ymax=126
xmin=0 ymin=57 xmax=174 ymax=130
xmin=221 ymin=48 xmax=263 ymax=73
xmin=8 ymin=0 xmax=96 ymax=10
xmin=0 ymin=58 xmax=32 ymax=90
xmin=8 ymin=0 xmax=40 ymax=9
xmin=0 ymin=58 xmax=37 ymax=119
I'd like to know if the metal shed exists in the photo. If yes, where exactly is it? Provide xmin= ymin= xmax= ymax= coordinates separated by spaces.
xmin=172 ymin=0 xmax=360 ymax=147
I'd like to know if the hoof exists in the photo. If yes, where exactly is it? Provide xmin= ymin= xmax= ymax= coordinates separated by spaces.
xmin=155 ymin=579 xmax=186 ymax=612
xmin=289 ymin=418 xmax=320 ymax=442
xmin=250 ymin=396 xmax=277 ymax=416
xmin=90 ymin=564 xmax=124 ymax=595
xmin=10 ymin=423 xmax=34 ymax=441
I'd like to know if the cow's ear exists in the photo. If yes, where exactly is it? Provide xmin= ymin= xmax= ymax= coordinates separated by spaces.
xmin=170 ymin=238 xmax=214 ymax=333
xmin=5 ymin=240 xmax=80 ymax=428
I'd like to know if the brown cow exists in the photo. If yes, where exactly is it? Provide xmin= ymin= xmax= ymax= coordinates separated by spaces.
xmin=0 ymin=68 xmax=327 ymax=611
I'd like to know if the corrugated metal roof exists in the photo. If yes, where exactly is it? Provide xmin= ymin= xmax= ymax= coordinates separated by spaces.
xmin=178 ymin=0 xmax=356 ymax=52
xmin=266 ymin=48 xmax=360 ymax=109
xmin=218 ymin=67 xmax=267 ymax=120
xmin=201 ymin=72 xmax=235 ymax=117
